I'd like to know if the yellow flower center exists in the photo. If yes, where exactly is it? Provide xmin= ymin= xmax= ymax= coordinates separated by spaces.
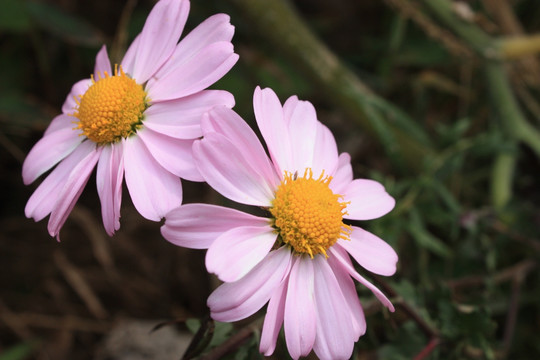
xmin=74 ymin=65 xmax=147 ymax=144
xmin=270 ymin=168 xmax=351 ymax=258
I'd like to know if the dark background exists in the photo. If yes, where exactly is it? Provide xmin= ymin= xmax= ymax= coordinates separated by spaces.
xmin=1 ymin=0 xmax=540 ymax=359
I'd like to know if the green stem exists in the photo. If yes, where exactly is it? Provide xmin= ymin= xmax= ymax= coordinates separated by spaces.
xmin=420 ymin=0 xmax=496 ymax=57
xmin=491 ymin=151 xmax=516 ymax=210
xmin=230 ymin=0 xmax=433 ymax=172
xmin=499 ymin=34 xmax=540 ymax=59
xmin=484 ymin=61 xmax=540 ymax=158
xmin=419 ymin=0 xmax=540 ymax=208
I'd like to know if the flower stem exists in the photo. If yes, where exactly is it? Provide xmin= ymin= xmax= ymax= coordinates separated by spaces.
xmin=499 ymin=34 xmax=540 ymax=59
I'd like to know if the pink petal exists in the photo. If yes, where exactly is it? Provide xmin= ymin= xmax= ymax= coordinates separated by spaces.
xmin=284 ymin=257 xmax=317 ymax=359
xmin=123 ymin=135 xmax=182 ymax=221
xmin=329 ymin=153 xmax=353 ymax=194
xmin=120 ymin=34 xmax=140 ymax=76
xmin=128 ymin=0 xmax=190 ymax=83
xmin=208 ymin=246 xmax=292 ymax=322
xmin=25 ymin=141 xmax=96 ymax=222
xmin=147 ymin=41 xmax=238 ymax=102
xmin=96 ymin=142 xmax=124 ymax=236
xmin=193 ymin=133 xmax=275 ymax=206
xmin=23 ymin=116 xmax=83 ymax=184
xmin=253 ymin=86 xmax=292 ymax=175
xmin=48 ymin=143 xmax=102 ymax=239
xmin=338 ymin=226 xmax=398 ymax=276
xmin=328 ymin=254 xmax=366 ymax=339
xmin=329 ymin=246 xmax=395 ymax=312
xmin=260 ymin=279 xmax=288 ymax=356
xmin=311 ymin=122 xmax=339 ymax=178
xmin=206 ymin=225 xmax=277 ymax=282
xmin=144 ymin=90 xmax=234 ymax=139
xmin=202 ymin=106 xmax=279 ymax=189
xmin=44 ymin=113 xmax=74 ymax=136
xmin=287 ymin=99 xmax=318 ymax=173
xmin=61 ymin=79 xmax=91 ymax=114
xmin=137 ymin=127 xmax=202 ymax=182
xmin=162 ymin=203 xmax=269 ymax=249
xmin=312 ymin=255 xmax=356 ymax=360
xmin=282 ymin=95 xmax=299 ymax=126
xmin=94 ymin=45 xmax=112 ymax=78
xmin=155 ymin=13 xmax=235 ymax=77
xmin=343 ymin=179 xmax=395 ymax=220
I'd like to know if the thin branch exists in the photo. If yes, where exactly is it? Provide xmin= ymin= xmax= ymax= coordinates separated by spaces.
xmin=373 ymin=276 xmax=439 ymax=339
xmin=414 ymin=337 xmax=441 ymax=360
xmin=199 ymin=320 xmax=261 ymax=360
xmin=500 ymin=275 xmax=523 ymax=359
xmin=53 ymin=251 xmax=109 ymax=319
xmin=446 ymin=259 xmax=536 ymax=290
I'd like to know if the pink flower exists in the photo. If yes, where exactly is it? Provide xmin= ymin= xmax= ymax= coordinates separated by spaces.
xmin=162 ymin=87 xmax=398 ymax=360
xmin=22 ymin=0 xmax=238 ymax=239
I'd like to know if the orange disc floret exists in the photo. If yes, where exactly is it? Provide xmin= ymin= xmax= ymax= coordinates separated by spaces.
xmin=270 ymin=168 xmax=351 ymax=258
xmin=74 ymin=65 xmax=147 ymax=144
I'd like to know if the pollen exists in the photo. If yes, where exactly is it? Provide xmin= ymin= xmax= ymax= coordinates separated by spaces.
xmin=73 ymin=65 xmax=147 ymax=144
xmin=270 ymin=168 xmax=351 ymax=258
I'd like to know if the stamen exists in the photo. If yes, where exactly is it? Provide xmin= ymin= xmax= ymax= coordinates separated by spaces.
xmin=73 ymin=65 xmax=147 ymax=144
xmin=270 ymin=168 xmax=351 ymax=258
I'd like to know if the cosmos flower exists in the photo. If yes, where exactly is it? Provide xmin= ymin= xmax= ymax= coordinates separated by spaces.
xmin=22 ymin=0 xmax=238 ymax=238
xmin=161 ymin=87 xmax=398 ymax=360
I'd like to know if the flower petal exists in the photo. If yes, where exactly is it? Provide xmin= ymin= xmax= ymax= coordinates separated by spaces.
xmin=144 ymin=90 xmax=234 ymax=139
xmin=193 ymin=133 xmax=275 ymax=206
xmin=147 ymin=41 xmax=238 ymax=102
xmin=96 ymin=142 xmax=124 ymax=236
xmin=282 ymin=95 xmax=299 ymax=126
xmin=202 ymin=106 xmax=279 ymax=189
xmin=45 ymin=113 xmax=75 ymax=136
xmin=137 ymin=127 xmax=202 ymax=182
xmin=328 ymin=254 xmax=366 ymax=339
xmin=23 ymin=116 xmax=83 ymax=184
xmin=312 ymin=255 xmax=356 ymax=360
xmin=311 ymin=122 xmax=339 ymax=177
xmin=284 ymin=257 xmax=317 ymax=359
xmin=121 ymin=34 xmax=140 ymax=76
xmin=339 ymin=226 xmax=398 ymax=276
xmin=287 ymin=99 xmax=318 ymax=173
xmin=94 ymin=45 xmax=112 ymax=78
xmin=155 ymin=13 xmax=235 ymax=76
xmin=343 ymin=179 xmax=395 ymax=220
xmin=329 ymin=246 xmax=395 ymax=311
xmin=128 ymin=0 xmax=190 ymax=83
xmin=260 ymin=279 xmax=287 ymax=356
xmin=61 ymin=79 xmax=91 ymax=114
xmin=206 ymin=225 xmax=277 ymax=282
xmin=48 ymin=142 xmax=102 ymax=239
xmin=123 ymin=135 xmax=182 ymax=221
xmin=253 ymin=86 xmax=292 ymax=175
xmin=329 ymin=153 xmax=352 ymax=194
xmin=25 ymin=141 xmax=95 ymax=222
xmin=208 ymin=246 xmax=292 ymax=322
xmin=162 ymin=203 xmax=269 ymax=249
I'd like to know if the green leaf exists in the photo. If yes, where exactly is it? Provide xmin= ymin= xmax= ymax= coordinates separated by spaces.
xmin=183 ymin=317 xmax=215 ymax=360
xmin=407 ymin=209 xmax=452 ymax=258
xmin=208 ymin=321 xmax=234 ymax=347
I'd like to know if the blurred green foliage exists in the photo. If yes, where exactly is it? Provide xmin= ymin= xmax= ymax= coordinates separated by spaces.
xmin=1 ymin=0 xmax=540 ymax=359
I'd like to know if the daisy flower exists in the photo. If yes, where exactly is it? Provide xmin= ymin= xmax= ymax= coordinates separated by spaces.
xmin=22 ymin=0 xmax=239 ymax=239
xmin=161 ymin=87 xmax=398 ymax=360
